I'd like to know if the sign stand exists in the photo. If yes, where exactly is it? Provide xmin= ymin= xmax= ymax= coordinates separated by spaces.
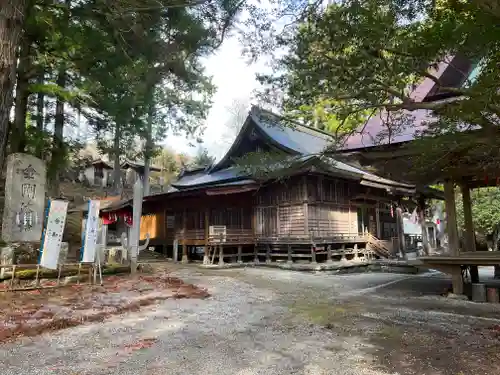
xmin=81 ymin=199 xmax=102 ymax=285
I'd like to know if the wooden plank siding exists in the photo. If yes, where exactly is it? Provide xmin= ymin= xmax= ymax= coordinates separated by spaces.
xmin=255 ymin=174 xmax=366 ymax=242
xmin=154 ymin=194 xmax=255 ymax=246
xmin=137 ymin=173 xmax=400 ymax=249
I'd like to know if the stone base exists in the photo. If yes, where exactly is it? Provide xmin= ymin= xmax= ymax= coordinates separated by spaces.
xmin=198 ymin=259 xmax=422 ymax=274
xmin=106 ymin=247 xmax=125 ymax=264
xmin=472 ymin=283 xmax=487 ymax=302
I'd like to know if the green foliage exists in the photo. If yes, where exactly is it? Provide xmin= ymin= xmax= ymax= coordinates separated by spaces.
xmin=4 ymin=0 xmax=250 ymax=189
xmin=456 ymin=187 xmax=500 ymax=236
xmin=190 ymin=147 xmax=215 ymax=168
xmin=234 ymin=151 xmax=303 ymax=181
xmin=23 ymin=125 xmax=53 ymax=159
xmin=152 ymin=148 xmax=183 ymax=184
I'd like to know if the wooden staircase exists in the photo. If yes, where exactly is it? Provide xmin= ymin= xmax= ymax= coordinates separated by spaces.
xmin=366 ymin=233 xmax=393 ymax=259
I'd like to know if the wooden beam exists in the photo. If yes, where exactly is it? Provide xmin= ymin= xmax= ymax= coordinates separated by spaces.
xmin=461 ymin=183 xmax=479 ymax=283
xmin=443 ymin=179 xmax=463 ymax=295
xmin=418 ymin=197 xmax=431 ymax=255
xmin=375 ymin=207 xmax=381 ymax=238
xmin=395 ymin=206 xmax=406 ymax=259
xmin=182 ymin=209 xmax=188 ymax=263
xmin=303 ymin=176 xmax=309 ymax=235
xmin=204 ymin=208 xmax=209 ymax=265
xmin=461 ymin=184 xmax=476 ymax=252
xmin=444 ymin=181 xmax=460 ymax=256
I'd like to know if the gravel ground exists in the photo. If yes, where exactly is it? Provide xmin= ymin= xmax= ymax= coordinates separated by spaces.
xmin=2 ymin=264 xmax=500 ymax=375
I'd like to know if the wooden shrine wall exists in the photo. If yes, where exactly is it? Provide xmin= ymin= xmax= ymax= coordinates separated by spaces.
xmin=254 ymin=175 xmax=306 ymax=238
xmin=155 ymin=194 xmax=255 ymax=245
xmin=254 ymin=174 xmax=396 ymax=240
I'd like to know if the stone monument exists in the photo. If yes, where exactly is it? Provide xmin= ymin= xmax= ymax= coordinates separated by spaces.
xmin=1 ymin=153 xmax=46 ymax=277
xmin=2 ymin=153 xmax=46 ymax=242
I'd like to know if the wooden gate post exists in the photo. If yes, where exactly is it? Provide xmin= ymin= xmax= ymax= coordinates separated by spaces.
xmin=287 ymin=245 xmax=292 ymax=264
xmin=237 ymin=245 xmax=242 ymax=264
xmin=218 ymin=245 xmax=224 ymax=266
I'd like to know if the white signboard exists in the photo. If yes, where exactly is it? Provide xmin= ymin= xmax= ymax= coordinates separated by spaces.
xmin=81 ymin=200 xmax=100 ymax=263
xmin=209 ymin=225 xmax=226 ymax=243
xmin=39 ymin=200 xmax=68 ymax=270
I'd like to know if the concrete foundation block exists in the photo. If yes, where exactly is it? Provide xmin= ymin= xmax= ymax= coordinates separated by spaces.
xmin=472 ymin=283 xmax=487 ymax=302
xmin=487 ymin=287 xmax=500 ymax=303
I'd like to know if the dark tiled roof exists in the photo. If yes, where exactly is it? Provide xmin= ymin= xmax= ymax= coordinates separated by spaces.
xmin=121 ymin=159 xmax=162 ymax=172
xmin=251 ymin=107 xmax=334 ymax=155
xmin=91 ymin=159 xmax=113 ymax=169
xmin=171 ymin=167 xmax=247 ymax=189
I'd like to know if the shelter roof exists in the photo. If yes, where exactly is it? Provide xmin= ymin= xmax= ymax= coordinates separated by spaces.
xmin=91 ymin=159 xmax=113 ymax=169
xmin=121 ymin=159 xmax=162 ymax=172
xmin=341 ymin=55 xmax=477 ymax=151
xmin=336 ymin=57 xmax=496 ymax=188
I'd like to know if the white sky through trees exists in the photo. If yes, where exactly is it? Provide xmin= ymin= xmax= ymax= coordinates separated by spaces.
xmin=163 ymin=35 xmax=268 ymax=160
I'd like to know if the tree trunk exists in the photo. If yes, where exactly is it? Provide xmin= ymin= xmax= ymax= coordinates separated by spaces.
xmin=0 ymin=0 xmax=29 ymax=168
xmin=143 ymin=101 xmax=154 ymax=196
xmin=49 ymin=69 xmax=66 ymax=197
xmin=12 ymin=31 xmax=32 ymax=153
xmin=35 ymin=70 xmax=45 ymax=158
xmin=112 ymin=124 xmax=122 ymax=195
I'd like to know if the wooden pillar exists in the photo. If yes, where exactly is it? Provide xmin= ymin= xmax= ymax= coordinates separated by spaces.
xmin=182 ymin=209 xmax=188 ymax=263
xmin=254 ymin=244 xmax=259 ymax=263
xmin=276 ymin=204 xmax=281 ymax=236
xmin=395 ymin=206 xmax=406 ymax=259
xmin=237 ymin=245 xmax=242 ymax=264
xmin=444 ymin=179 xmax=463 ymax=294
xmin=375 ymin=207 xmax=381 ymax=238
xmin=265 ymin=244 xmax=271 ymax=264
xmin=303 ymin=176 xmax=309 ymax=235
xmin=444 ymin=180 xmax=460 ymax=255
xmin=348 ymin=205 xmax=352 ymax=236
xmin=461 ymin=183 xmax=479 ymax=283
xmin=287 ymin=244 xmax=292 ymax=264
xmin=203 ymin=208 xmax=209 ymax=265
xmin=182 ymin=243 xmax=188 ymax=263
xmin=418 ymin=197 xmax=431 ymax=255
xmin=218 ymin=245 xmax=224 ymax=266
xmin=311 ymin=245 xmax=317 ymax=263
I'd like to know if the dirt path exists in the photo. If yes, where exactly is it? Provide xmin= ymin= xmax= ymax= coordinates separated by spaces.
xmin=2 ymin=265 xmax=500 ymax=375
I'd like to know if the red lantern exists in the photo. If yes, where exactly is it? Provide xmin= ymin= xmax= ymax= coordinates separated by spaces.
xmin=124 ymin=213 xmax=133 ymax=226
xmin=102 ymin=212 xmax=118 ymax=225
xmin=436 ymin=218 xmax=441 ymax=225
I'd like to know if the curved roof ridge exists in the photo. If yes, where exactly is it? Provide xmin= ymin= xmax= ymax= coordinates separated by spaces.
xmin=251 ymin=106 xmax=335 ymax=141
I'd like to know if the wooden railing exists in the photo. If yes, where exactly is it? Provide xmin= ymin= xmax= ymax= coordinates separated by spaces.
xmin=366 ymin=233 xmax=393 ymax=258
xmin=208 ymin=229 xmax=253 ymax=245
